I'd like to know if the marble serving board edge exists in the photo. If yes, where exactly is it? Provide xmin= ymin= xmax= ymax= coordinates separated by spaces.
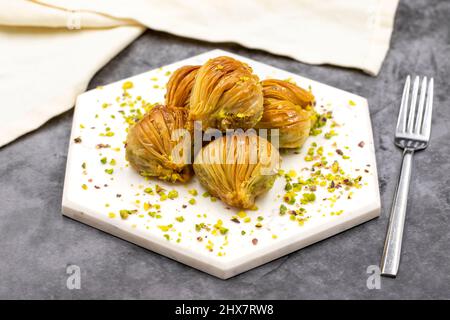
xmin=62 ymin=49 xmax=381 ymax=279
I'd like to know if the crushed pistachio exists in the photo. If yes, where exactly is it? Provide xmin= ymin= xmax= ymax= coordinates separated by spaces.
xmin=195 ymin=223 xmax=208 ymax=232
xmin=301 ymin=193 xmax=316 ymax=204
xmin=310 ymin=111 xmax=332 ymax=136
xmin=167 ymin=190 xmax=179 ymax=200
xmin=237 ymin=210 xmax=247 ymax=218
xmin=158 ymin=224 xmax=173 ymax=232
xmin=331 ymin=210 xmax=344 ymax=216
xmin=159 ymin=193 xmax=168 ymax=201
xmin=283 ymin=191 xmax=296 ymax=205
xmin=213 ymin=219 xmax=229 ymax=235
xmin=331 ymin=161 xmax=339 ymax=173
xmin=119 ymin=209 xmax=137 ymax=220
xmin=324 ymin=130 xmax=338 ymax=139
xmin=231 ymin=217 xmax=240 ymax=223
xmin=285 ymin=182 xmax=292 ymax=191
xmin=144 ymin=187 xmax=154 ymax=194
xmin=122 ymin=81 xmax=133 ymax=90
xmin=202 ymin=191 xmax=210 ymax=198
xmin=206 ymin=240 xmax=214 ymax=252
xmin=188 ymin=189 xmax=198 ymax=196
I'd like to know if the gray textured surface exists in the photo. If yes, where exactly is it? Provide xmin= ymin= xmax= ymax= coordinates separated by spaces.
xmin=1 ymin=0 xmax=449 ymax=299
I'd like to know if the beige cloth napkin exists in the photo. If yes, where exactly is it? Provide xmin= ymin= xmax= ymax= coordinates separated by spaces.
xmin=0 ymin=0 xmax=399 ymax=147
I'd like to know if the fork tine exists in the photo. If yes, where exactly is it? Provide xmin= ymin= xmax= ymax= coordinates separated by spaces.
xmin=414 ymin=77 xmax=427 ymax=134
xmin=407 ymin=76 xmax=420 ymax=133
xmin=421 ymin=78 xmax=434 ymax=139
xmin=396 ymin=75 xmax=411 ymax=133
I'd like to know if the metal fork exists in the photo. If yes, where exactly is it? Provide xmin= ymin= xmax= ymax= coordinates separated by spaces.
xmin=380 ymin=75 xmax=434 ymax=277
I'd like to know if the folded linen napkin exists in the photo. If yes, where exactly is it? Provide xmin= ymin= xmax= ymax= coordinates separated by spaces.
xmin=0 ymin=0 xmax=399 ymax=147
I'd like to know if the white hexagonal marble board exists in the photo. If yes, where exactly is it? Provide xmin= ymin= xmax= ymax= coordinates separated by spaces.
xmin=62 ymin=49 xmax=380 ymax=279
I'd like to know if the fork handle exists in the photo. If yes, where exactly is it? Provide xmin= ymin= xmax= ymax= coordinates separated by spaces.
xmin=380 ymin=148 xmax=414 ymax=277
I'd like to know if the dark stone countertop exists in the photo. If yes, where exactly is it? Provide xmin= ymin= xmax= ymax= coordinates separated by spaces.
xmin=1 ymin=0 xmax=449 ymax=299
